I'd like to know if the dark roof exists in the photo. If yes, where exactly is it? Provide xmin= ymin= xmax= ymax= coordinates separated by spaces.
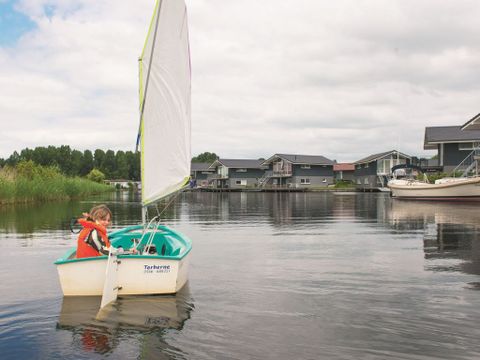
xmin=190 ymin=162 xmax=214 ymax=172
xmin=210 ymin=159 xmax=267 ymax=169
xmin=424 ymin=126 xmax=480 ymax=150
xmin=262 ymin=153 xmax=334 ymax=166
xmin=355 ymin=150 xmax=411 ymax=165
xmin=461 ymin=113 xmax=480 ymax=131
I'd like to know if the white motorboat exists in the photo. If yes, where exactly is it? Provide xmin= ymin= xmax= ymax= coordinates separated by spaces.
xmin=388 ymin=165 xmax=480 ymax=200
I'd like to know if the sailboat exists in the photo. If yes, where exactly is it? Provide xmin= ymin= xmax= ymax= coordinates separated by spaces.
xmin=55 ymin=0 xmax=192 ymax=304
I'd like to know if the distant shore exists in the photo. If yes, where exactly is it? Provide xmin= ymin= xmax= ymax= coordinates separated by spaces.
xmin=188 ymin=187 xmax=359 ymax=193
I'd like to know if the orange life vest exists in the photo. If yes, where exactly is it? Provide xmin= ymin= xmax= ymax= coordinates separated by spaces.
xmin=76 ymin=219 xmax=111 ymax=259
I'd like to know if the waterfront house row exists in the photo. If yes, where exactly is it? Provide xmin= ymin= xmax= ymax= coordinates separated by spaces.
xmin=191 ymin=154 xmax=339 ymax=189
xmin=190 ymin=113 xmax=480 ymax=190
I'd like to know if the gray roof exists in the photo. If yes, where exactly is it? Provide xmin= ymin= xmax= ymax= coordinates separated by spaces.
xmin=424 ymin=126 xmax=480 ymax=150
xmin=210 ymin=159 xmax=267 ymax=169
xmin=461 ymin=113 xmax=480 ymax=131
xmin=262 ymin=153 xmax=334 ymax=166
xmin=191 ymin=162 xmax=214 ymax=172
xmin=355 ymin=150 xmax=411 ymax=165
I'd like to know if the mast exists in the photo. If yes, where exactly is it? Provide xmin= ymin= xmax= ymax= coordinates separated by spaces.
xmin=138 ymin=0 xmax=163 ymax=225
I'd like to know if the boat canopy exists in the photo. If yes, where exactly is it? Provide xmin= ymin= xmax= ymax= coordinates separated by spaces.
xmin=138 ymin=0 xmax=191 ymax=206
xmin=391 ymin=164 xmax=425 ymax=173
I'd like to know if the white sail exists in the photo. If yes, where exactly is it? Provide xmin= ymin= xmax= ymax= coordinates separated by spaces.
xmin=139 ymin=0 xmax=191 ymax=206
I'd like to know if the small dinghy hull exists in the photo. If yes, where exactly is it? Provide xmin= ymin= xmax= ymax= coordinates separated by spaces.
xmin=55 ymin=225 xmax=191 ymax=296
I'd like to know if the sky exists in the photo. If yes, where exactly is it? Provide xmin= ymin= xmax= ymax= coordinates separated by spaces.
xmin=1 ymin=0 xmax=480 ymax=162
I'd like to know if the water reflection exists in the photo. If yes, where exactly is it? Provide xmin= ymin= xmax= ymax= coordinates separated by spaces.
xmin=386 ymin=200 xmax=480 ymax=276
xmin=56 ymin=285 xmax=193 ymax=356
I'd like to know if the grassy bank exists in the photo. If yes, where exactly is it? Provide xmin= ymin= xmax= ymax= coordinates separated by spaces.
xmin=0 ymin=161 xmax=114 ymax=204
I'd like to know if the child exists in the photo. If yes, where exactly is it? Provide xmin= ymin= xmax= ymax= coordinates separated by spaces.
xmin=76 ymin=204 xmax=112 ymax=258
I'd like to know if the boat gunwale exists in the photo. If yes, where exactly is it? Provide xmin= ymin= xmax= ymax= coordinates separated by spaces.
xmin=388 ymin=177 xmax=480 ymax=191
xmin=55 ymin=224 xmax=192 ymax=265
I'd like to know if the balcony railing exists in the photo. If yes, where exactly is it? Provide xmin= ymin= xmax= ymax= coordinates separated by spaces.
xmin=272 ymin=170 xmax=292 ymax=177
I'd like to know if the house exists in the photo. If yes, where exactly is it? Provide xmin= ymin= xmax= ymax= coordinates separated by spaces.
xmin=461 ymin=112 xmax=480 ymax=131
xmin=208 ymin=159 xmax=267 ymax=188
xmin=190 ymin=162 xmax=215 ymax=187
xmin=260 ymin=154 xmax=335 ymax=188
xmin=424 ymin=126 xmax=480 ymax=174
xmin=354 ymin=150 xmax=411 ymax=190
xmin=333 ymin=163 xmax=355 ymax=182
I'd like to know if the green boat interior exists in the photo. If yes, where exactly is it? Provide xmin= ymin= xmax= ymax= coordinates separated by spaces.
xmin=55 ymin=225 xmax=191 ymax=264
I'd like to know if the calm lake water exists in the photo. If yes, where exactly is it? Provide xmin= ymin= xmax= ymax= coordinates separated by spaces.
xmin=1 ymin=191 xmax=480 ymax=359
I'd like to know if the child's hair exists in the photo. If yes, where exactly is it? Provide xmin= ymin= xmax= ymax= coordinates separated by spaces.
xmin=88 ymin=204 xmax=112 ymax=221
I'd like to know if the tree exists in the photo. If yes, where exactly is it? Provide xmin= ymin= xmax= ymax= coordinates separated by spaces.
xmin=80 ymin=150 xmax=94 ymax=176
xmin=6 ymin=151 xmax=20 ymax=166
xmin=192 ymin=152 xmax=219 ymax=163
xmin=126 ymin=151 xmax=140 ymax=180
xmin=103 ymin=150 xmax=116 ymax=178
xmin=94 ymin=149 xmax=105 ymax=170
xmin=57 ymin=145 xmax=73 ymax=175
xmin=115 ymin=150 xmax=129 ymax=179
xmin=70 ymin=150 xmax=83 ymax=176
xmin=86 ymin=168 xmax=106 ymax=183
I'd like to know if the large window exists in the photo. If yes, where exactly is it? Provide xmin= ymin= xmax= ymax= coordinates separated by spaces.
xmin=217 ymin=166 xmax=228 ymax=178
xmin=377 ymin=158 xmax=406 ymax=175
xmin=235 ymin=179 xmax=247 ymax=186
xmin=300 ymin=178 xmax=311 ymax=185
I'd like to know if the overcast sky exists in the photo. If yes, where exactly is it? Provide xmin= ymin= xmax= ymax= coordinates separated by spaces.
xmin=1 ymin=0 xmax=479 ymax=162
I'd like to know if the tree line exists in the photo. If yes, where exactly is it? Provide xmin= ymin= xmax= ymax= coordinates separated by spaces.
xmin=0 ymin=146 xmax=140 ymax=180
xmin=0 ymin=147 xmax=221 ymax=181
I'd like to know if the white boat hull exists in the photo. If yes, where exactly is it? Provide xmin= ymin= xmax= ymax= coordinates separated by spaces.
xmin=55 ymin=224 xmax=192 ymax=297
xmin=388 ymin=177 xmax=480 ymax=200
xmin=57 ymin=254 xmax=190 ymax=296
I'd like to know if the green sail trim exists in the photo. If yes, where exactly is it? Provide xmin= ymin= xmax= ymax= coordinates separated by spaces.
xmin=138 ymin=0 xmax=160 ymax=204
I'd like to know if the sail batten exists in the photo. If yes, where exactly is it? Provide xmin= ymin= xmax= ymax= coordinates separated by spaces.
xmin=139 ymin=0 xmax=191 ymax=206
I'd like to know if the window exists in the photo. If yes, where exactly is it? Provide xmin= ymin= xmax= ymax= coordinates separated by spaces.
xmin=235 ymin=179 xmax=247 ymax=186
xmin=300 ymin=178 xmax=311 ymax=184
xmin=236 ymin=168 xmax=247 ymax=172
xmin=364 ymin=178 xmax=369 ymax=185
xmin=300 ymin=164 xmax=311 ymax=169
xmin=459 ymin=142 xmax=480 ymax=150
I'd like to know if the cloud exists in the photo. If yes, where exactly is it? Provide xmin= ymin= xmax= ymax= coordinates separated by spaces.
xmin=1 ymin=0 xmax=480 ymax=163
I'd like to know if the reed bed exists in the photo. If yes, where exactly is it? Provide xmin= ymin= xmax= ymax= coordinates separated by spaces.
xmin=0 ymin=161 xmax=114 ymax=204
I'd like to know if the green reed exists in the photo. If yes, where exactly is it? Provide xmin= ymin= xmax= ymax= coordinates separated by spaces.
xmin=0 ymin=161 xmax=114 ymax=204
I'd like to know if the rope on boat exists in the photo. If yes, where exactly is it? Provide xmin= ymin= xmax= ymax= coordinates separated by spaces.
xmin=139 ymin=188 xmax=184 ymax=254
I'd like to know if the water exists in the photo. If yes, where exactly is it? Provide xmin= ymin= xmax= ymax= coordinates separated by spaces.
xmin=1 ymin=191 xmax=480 ymax=359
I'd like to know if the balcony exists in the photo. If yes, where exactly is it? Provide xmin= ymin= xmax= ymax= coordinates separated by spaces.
xmin=272 ymin=170 xmax=292 ymax=177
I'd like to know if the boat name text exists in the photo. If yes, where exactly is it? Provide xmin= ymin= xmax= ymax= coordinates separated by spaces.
xmin=144 ymin=264 xmax=171 ymax=274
